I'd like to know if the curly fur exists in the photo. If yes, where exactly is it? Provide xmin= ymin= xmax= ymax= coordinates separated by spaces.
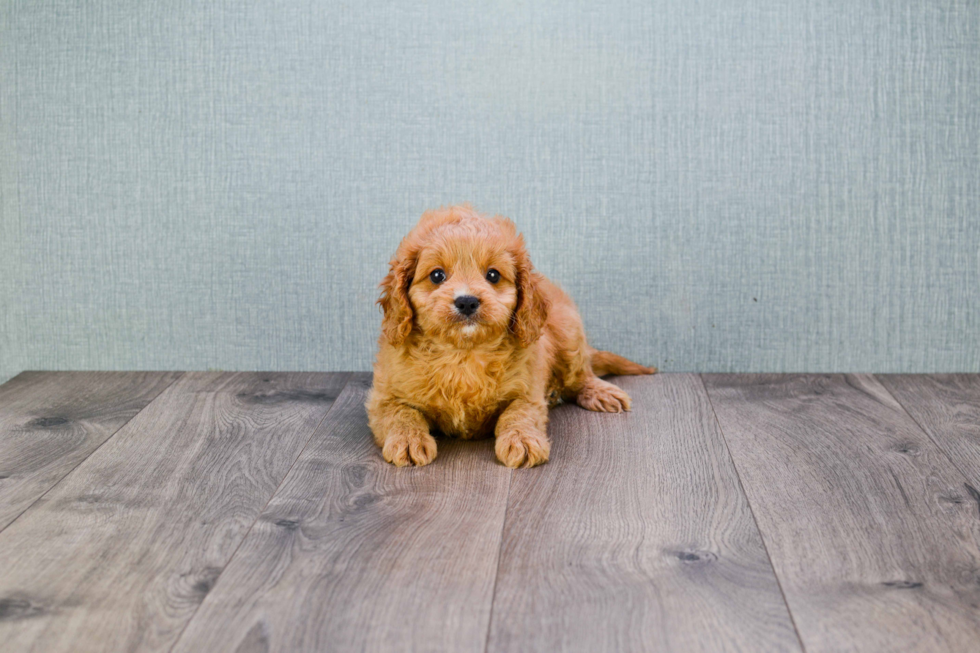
xmin=366 ymin=205 xmax=656 ymax=468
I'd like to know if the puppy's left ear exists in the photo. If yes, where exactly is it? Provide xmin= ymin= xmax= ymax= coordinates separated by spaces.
xmin=510 ymin=234 xmax=550 ymax=346
xmin=377 ymin=250 xmax=417 ymax=346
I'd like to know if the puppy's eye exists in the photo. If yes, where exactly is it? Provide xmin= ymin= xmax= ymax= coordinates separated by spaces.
xmin=429 ymin=269 xmax=446 ymax=284
xmin=486 ymin=269 xmax=501 ymax=284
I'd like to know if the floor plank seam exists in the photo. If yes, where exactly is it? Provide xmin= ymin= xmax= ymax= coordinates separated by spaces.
xmin=166 ymin=371 xmax=354 ymax=653
xmin=698 ymin=374 xmax=809 ymax=653
xmin=0 ymin=371 xmax=186 ymax=537
xmin=481 ymin=467 xmax=514 ymax=653
xmin=873 ymin=375 xmax=979 ymax=496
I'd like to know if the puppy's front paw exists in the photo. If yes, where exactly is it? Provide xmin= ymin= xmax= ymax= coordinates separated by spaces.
xmin=495 ymin=428 xmax=550 ymax=468
xmin=577 ymin=378 xmax=632 ymax=413
xmin=381 ymin=431 xmax=437 ymax=467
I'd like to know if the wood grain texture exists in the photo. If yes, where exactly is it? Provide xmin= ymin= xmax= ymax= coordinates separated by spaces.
xmin=878 ymin=374 xmax=980 ymax=488
xmin=703 ymin=374 xmax=980 ymax=652
xmin=172 ymin=373 xmax=513 ymax=653
xmin=0 ymin=371 xmax=182 ymax=531
xmin=487 ymin=373 xmax=801 ymax=653
xmin=0 ymin=371 xmax=349 ymax=652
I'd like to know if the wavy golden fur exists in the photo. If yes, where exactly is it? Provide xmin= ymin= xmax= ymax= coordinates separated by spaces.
xmin=366 ymin=205 xmax=656 ymax=468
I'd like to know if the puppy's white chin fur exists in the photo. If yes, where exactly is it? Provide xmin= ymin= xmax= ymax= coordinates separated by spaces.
xmin=461 ymin=324 xmax=478 ymax=336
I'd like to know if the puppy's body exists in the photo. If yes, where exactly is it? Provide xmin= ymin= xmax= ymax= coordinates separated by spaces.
xmin=373 ymin=275 xmax=586 ymax=439
xmin=367 ymin=205 xmax=654 ymax=468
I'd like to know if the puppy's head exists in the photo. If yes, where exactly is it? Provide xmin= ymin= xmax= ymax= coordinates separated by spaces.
xmin=378 ymin=205 xmax=548 ymax=348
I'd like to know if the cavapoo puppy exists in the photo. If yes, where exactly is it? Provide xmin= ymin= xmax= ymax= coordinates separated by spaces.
xmin=366 ymin=205 xmax=655 ymax=468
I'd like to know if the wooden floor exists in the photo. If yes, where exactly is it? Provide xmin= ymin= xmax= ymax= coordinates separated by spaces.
xmin=0 ymin=373 xmax=979 ymax=652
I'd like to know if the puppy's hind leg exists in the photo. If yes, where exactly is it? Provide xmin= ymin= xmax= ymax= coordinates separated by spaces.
xmin=575 ymin=376 xmax=632 ymax=413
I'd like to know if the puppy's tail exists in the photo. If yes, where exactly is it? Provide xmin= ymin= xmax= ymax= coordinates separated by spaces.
xmin=590 ymin=349 xmax=657 ymax=376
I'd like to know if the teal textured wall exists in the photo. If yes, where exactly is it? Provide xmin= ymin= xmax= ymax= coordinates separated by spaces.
xmin=2 ymin=0 xmax=978 ymax=382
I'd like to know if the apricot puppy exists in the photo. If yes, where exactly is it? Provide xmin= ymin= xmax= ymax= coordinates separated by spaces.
xmin=366 ymin=205 xmax=656 ymax=468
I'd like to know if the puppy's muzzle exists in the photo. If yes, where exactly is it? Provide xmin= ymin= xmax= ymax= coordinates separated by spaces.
xmin=454 ymin=295 xmax=480 ymax=317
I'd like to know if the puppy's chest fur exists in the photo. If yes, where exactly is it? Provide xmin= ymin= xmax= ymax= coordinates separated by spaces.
xmin=402 ymin=344 xmax=522 ymax=438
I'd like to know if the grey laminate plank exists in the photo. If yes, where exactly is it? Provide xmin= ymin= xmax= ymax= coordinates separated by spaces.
xmin=703 ymin=374 xmax=980 ymax=652
xmin=487 ymin=374 xmax=801 ymax=653
xmin=0 ymin=371 xmax=349 ymax=653
xmin=172 ymin=373 xmax=513 ymax=653
xmin=0 ymin=371 xmax=182 ymax=531
xmin=878 ymin=374 xmax=980 ymax=489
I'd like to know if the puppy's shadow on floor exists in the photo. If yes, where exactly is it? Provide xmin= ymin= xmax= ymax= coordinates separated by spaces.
xmin=430 ymin=430 xmax=501 ymax=466
xmin=426 ymin=400 xmax=583 ymax=468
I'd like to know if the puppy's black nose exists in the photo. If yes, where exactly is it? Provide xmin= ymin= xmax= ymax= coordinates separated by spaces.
xmin=454 ymin=295 xmax=480 ymax=316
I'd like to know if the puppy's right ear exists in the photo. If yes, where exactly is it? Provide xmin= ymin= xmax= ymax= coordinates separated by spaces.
xmin=377 ymin=251 xmax=417 ymax=346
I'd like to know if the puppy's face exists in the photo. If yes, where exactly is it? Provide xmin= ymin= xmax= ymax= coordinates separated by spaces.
xmin=378 ymin=206 xmax=548 ymax=348
xmin=408 ymin=230 xmax=518 ymax=345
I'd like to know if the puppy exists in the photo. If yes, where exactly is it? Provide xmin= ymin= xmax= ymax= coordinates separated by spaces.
xmin=366 ymin=205 xmax=655 ymax=468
